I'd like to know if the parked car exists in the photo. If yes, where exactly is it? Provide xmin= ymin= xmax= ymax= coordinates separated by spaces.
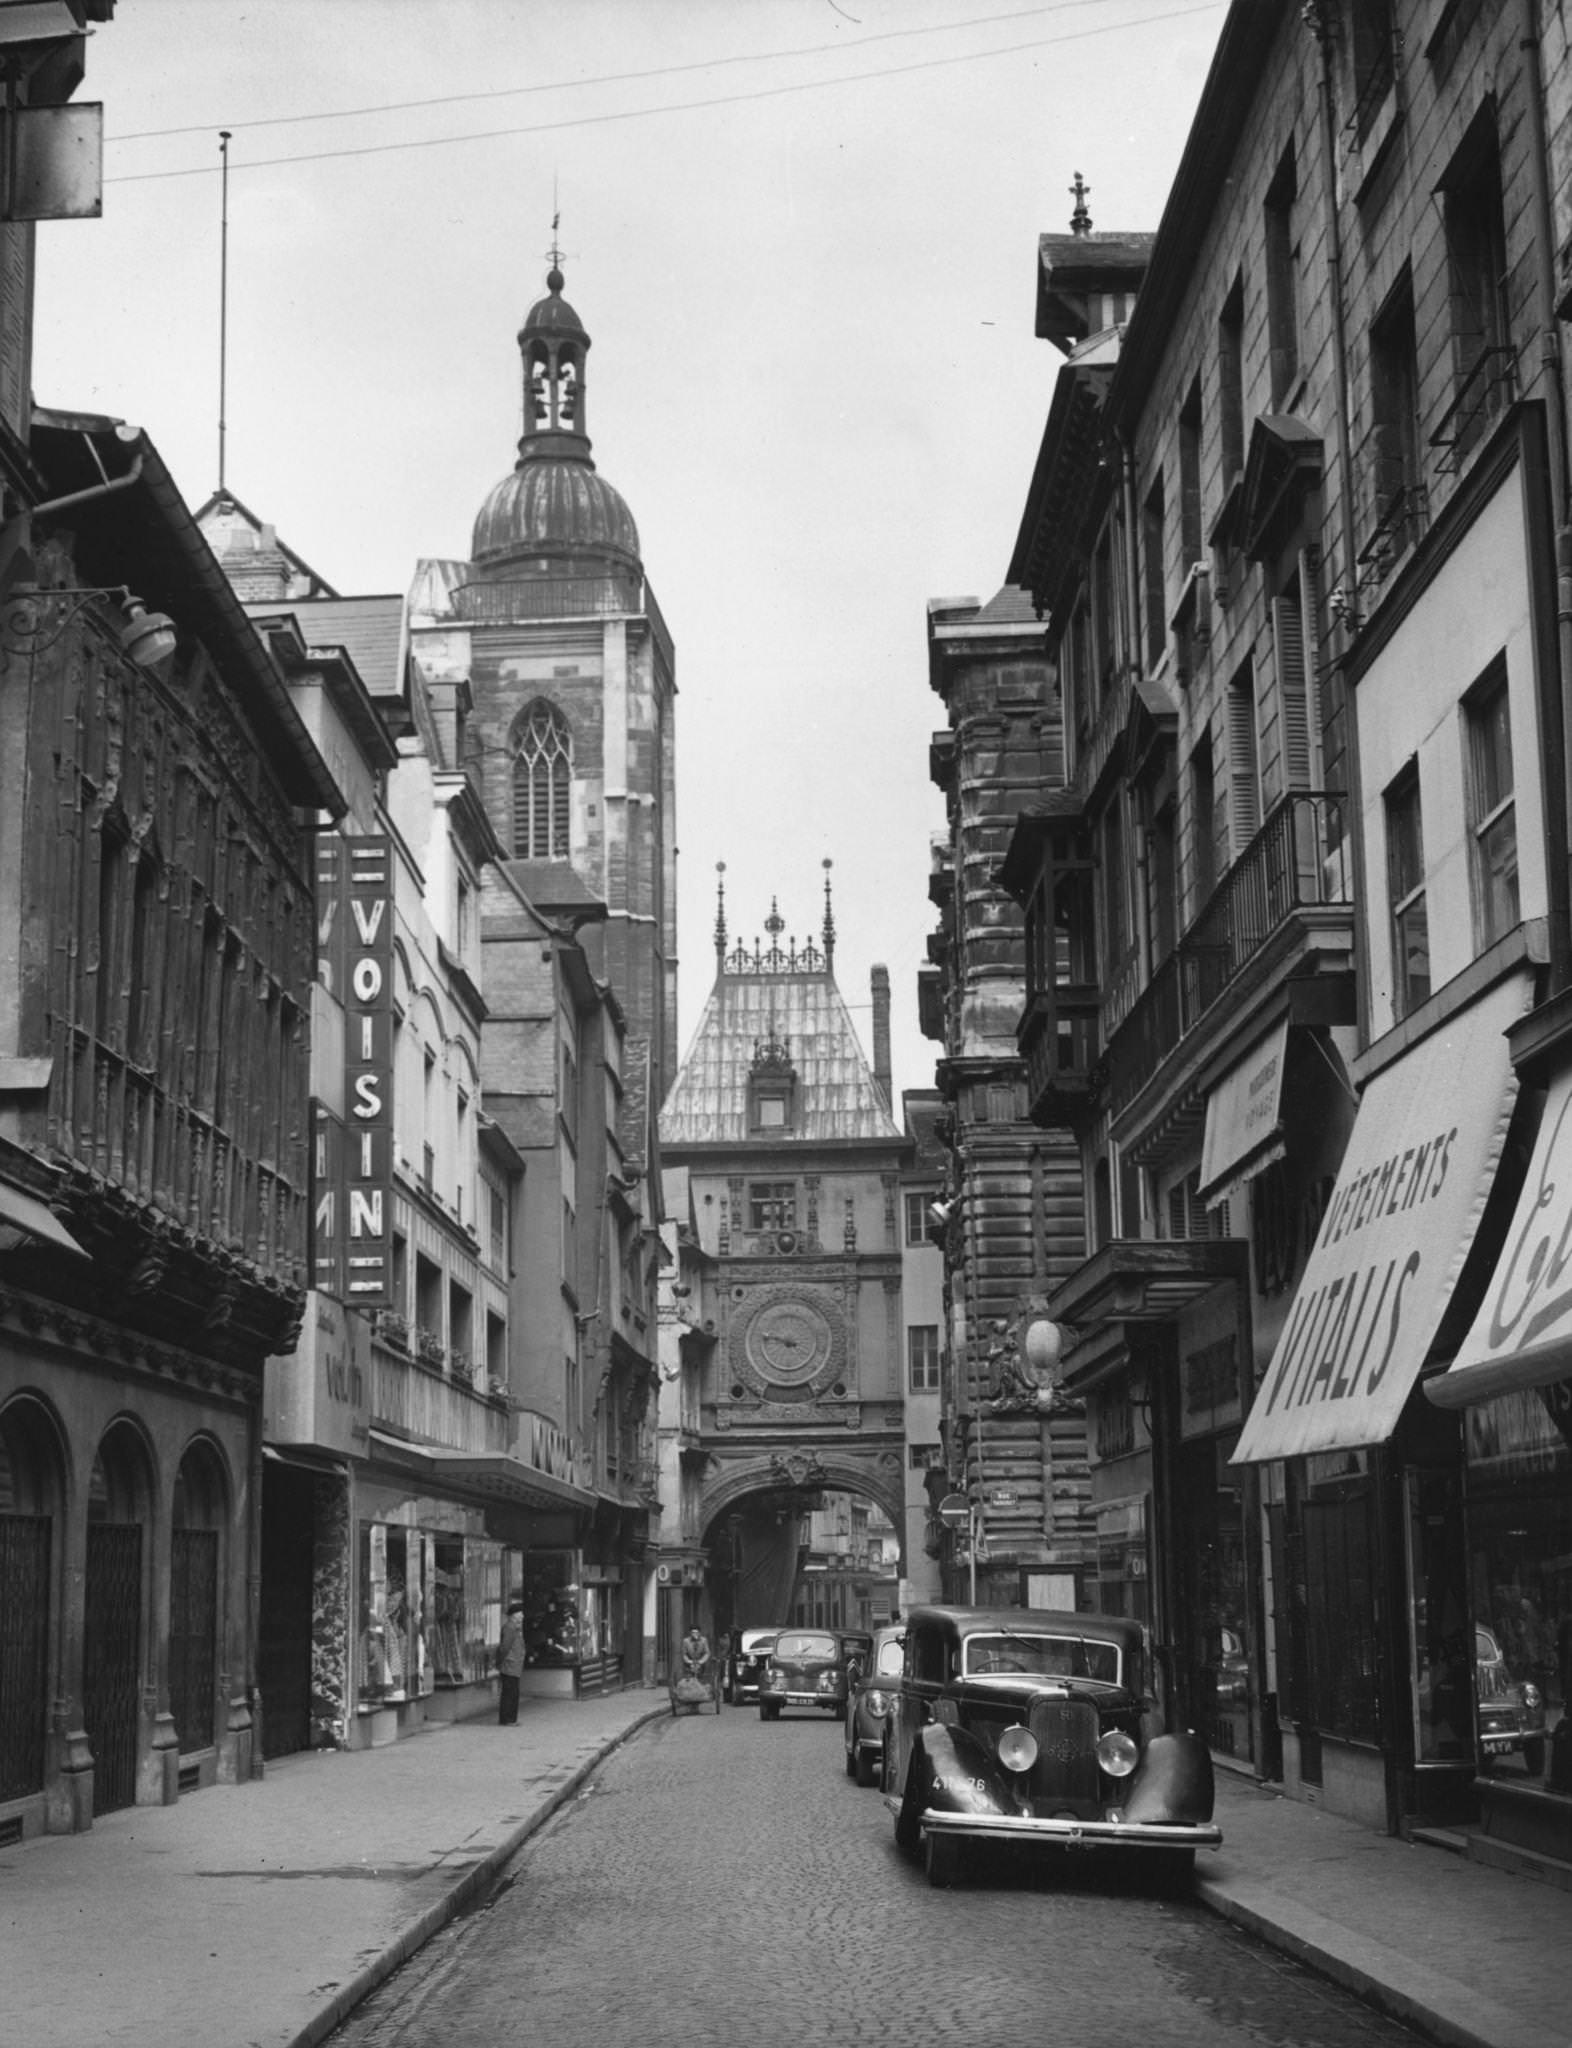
xmin=759 ymin=1628 xmax=848 ymax=1719
xmin=723 ymin=1628 xmax=779 ymax=1706
xmin=1475 ymin=1624 xmax=1547 ymax=1776
xmin=881 ymin=1604 xmax=1221 ymax=1889
xmin=844 ymin=1623 xmax=906 ymax=1786
xmin=837 ymin=1629 xmax=874 ymax=1686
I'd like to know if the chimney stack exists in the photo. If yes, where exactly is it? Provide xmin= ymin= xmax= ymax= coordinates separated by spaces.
xmin=871 ymin=964 xmax=892 ymax=1109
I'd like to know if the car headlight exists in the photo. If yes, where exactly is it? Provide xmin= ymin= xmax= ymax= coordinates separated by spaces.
xmin=996 ymin=1725 xmax=1038 ymax=1773
xmin=819 ymin=1671 xmax=836 ymax=1690
xmin=1096 ymin=1730 xmax=1139 ymax=1777
xmin=866 ymin=1689 xmax=890 ymax=1718
xmin=764 ymin=1671 xmax=784 ymax=1690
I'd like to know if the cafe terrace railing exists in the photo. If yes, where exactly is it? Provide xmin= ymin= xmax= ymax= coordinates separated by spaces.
xmin=1104 ymin=791 xmax=1351 ymax=1121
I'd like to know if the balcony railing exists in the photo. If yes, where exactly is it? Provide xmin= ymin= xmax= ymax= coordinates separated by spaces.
xmin=373 ymin=1348 xmax=510 ymax=1455
xmin=1105 ymin=792 xmax=1351 ymax=1119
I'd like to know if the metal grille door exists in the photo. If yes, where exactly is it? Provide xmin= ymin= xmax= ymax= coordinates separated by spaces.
xmin=84 ymin=1523 xmax=142 ymax=1814
xmin=0 ymin=1515 xmax=50 ymax=1802
xmin=169 ymin=1528 xmax=217 ymax=1753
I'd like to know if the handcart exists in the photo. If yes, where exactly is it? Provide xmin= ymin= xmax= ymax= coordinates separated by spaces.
xmin=669 ymin=1664 xmax=722 ymax=1715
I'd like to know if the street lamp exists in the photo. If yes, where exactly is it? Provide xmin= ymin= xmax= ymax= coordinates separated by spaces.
xmin=3 ymin=583 xmax=178 ymax=669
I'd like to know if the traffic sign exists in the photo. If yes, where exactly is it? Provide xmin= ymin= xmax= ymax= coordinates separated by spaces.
xmin=937 ymin=1492 xmax=972 ymax=1530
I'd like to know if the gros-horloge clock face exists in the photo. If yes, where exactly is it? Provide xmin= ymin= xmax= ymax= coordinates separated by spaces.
xmin=743 ymin=1297 xmax=835 ymax=1390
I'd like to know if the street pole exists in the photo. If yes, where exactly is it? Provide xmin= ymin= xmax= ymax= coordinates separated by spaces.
xmin=969 ymin=1505 xmax=978 ymax=1606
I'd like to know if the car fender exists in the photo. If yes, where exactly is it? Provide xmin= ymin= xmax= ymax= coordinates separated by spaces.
xmin=914 ymin=1721 xmax=1026 ymax=1819
xmin=1120 ymin=1730 xmax=1215 ymax=1825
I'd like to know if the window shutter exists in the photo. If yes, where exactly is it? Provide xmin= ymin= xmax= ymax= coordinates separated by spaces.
xmin=1228 ymin=680 xmax=1261 ymax=846
xmin=1274 ymin=593 xmax=1311 ymax=788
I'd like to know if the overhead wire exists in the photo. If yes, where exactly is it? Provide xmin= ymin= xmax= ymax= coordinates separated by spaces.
xmin=108 ymin=0 xmax=1188 ymax=142
xmin=105 ymin=0 xmax=1224 ymax=185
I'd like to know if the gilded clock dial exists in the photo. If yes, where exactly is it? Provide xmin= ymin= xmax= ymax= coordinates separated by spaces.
xmin=745 ymin=1299 xmax=833 ymax=1387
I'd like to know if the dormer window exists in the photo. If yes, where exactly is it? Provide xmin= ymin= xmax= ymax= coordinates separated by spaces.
xmin=749 ymin=1032 xmax=797 ymax=1133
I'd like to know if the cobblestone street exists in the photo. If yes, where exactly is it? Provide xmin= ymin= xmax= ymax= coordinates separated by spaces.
xmin=331 ymin=1707 xmax=1425 ymax=2048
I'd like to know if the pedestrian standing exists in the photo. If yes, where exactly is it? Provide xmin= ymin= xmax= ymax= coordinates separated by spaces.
xmin=497 ymin=1598 xmax=526 ymax=1724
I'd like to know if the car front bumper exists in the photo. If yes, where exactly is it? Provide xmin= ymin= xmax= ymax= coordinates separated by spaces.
xmin=919 ymin=1808 xmax=1222 ymax=1852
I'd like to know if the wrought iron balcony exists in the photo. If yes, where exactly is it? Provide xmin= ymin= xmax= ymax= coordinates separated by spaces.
xmin=1102 ymin=793 xmax=1352 ymax=1120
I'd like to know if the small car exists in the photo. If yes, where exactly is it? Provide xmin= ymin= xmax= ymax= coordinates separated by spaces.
xmin=759 ymin=1627 xmax=848 ymax=1718
xmin=724 ymin=1627 xmax=779 ymax=1706
xmin=1475 ymin=1624 xmax=1547 ymax=1776
xmin=882 ymin=1604 xmax=1221 ymax=1889
xmin=844 ymin=1623 xmax=906 ymax=1786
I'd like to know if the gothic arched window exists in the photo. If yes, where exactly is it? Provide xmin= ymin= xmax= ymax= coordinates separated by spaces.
xmin=511 ymin=701 xmax=572 ymax=859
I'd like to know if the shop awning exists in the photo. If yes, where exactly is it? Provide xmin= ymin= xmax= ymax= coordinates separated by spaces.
xmin=1429 ymin=1058 xmax=1572 ymax=1408
xmin=1199 ymin=1019 xmax=1290 ymax=1208
xmin=1233 ymin=973 xmax=1528 ymax=1465
xmin=0 ymin=1176 xmax=86 ymax=1257
xmin=367 ymin=1429 xmax=596 ymax=1515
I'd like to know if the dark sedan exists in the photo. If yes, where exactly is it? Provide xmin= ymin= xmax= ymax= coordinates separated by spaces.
xmin=843 ymin=1624 xmax=906 ymax=1786
xmin=759 ymin=1628 xmax=847 ymax=1719
xmin=882 ymin=1604 xmax=1220 ymax=1889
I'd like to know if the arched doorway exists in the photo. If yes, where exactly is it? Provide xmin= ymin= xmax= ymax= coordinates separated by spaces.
xmin=0 ymin=1397 xmax=65 ymax=1805
xmin=169 ymin=1442 xmax=225 ymax=1757
xmin=84 ymin=1422 xmax=151 ymax=1815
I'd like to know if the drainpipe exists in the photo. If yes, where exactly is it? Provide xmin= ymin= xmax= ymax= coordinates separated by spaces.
xmin=1520 ymin=0 xmax=1572 ymax=994
xmin=1311 ymin=13 xmax=1373 ymax=1032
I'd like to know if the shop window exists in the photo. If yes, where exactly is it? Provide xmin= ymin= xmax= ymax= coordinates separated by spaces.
xmin=1464 ymin=660 xmax=1518 ymax=952
xmin=169 ymin=1444 xmax=224 ymax=1754
xmin=1302 ymin=1452 xmax=1380 ymax=1744
xmin=1465 ymin=1388 xmax=1571 ymax=1787
xmin=1385 ymin=762 xmax=1430 ymax=1019
xmin=908 ymin=1325 xmax=940 ymax=1393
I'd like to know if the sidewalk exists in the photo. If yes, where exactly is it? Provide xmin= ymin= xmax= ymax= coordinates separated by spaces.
xmin=0 ymin=1688 xmax=669 ymax=2048
xmin=1199 ymin=1773 xmax=1572 ymax=2048
xmin=2 ymin=1699 xmax=1569 ymax=2048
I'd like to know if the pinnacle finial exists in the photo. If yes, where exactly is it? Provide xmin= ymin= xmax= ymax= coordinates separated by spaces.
xmin=822 ymin=858 xmax=836 ymax=966
xmin=714 ymin=861 xmax=728 ymax=964
xmin=1069 ymin=171 xmax=1092 ymax=237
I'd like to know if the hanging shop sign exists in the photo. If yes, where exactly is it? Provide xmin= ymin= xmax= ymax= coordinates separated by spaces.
xmin=1233 ymin=973 xmax=1527 ymax=1465
xmin=311 ymin=834 xmax=395 ymax=1306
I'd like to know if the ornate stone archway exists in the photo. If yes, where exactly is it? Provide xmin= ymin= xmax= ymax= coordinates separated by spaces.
xmin=700 ymin=1444 xmax=905 ymax=1547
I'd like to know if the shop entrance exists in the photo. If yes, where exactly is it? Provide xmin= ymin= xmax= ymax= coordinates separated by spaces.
xmin=83 ymin=1522 xmax=142 ymax=1813
xmin=0 ymin=1397 xmax=62 ymax=1806
xmin=170 ymin=1442 xmax=226 ymax=1756
xmin=259 ymin=1462 xmax=315 ymax=1758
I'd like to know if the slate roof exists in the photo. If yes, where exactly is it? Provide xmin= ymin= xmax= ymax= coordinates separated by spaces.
xmin=246 ymin=593 xmax=405 ymax=698
xmin=660 ymin=968 xmax=900 ymax=1146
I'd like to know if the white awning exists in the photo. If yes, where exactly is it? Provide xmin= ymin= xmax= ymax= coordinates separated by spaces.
xmin=1429 ymin=1059 xmax=1572 ymax=1407
xmin=1233 ymin=973 xmax=1528 ymax=1465
xmin=1199 ymin=1019 xmax=1290 ymax=1208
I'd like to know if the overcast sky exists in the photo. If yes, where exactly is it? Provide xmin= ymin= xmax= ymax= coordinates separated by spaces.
xmin=35 ymin=0 xmax=1225 ymax=1105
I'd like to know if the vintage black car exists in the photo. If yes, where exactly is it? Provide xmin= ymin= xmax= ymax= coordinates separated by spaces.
xmin=844 ymin=1623 xmax=906 ymax=1786
xmin=724 ymin=1627 xmax=779 ymax=1706
xmin=881 ymin=1605 xmax=1221 ymax=1888
xmin=1475 ymin=1624 xmax=1547 ymax=1775
xmin=759 ymin=1627 xmax=848 ymax=1718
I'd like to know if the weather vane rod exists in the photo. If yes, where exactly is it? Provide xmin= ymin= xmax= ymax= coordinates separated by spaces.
xmin=217 ymin=130 xmax=231 ymax=494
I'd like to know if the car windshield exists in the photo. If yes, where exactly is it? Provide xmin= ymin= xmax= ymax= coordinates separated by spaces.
xmin=874 ymin=1638 xmax=904 ymax=1676
xmin=962 ymin=1631 xmax=1122 ymax=1684
xmin=775 ymin=1632 xmax=837 ymax=1661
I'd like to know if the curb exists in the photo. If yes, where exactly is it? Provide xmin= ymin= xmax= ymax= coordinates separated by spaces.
xmin=1194 ymin=1877 xmax=1565 ymax=2048
xmin=282 ymin=1701 xmax=671 ymax=2048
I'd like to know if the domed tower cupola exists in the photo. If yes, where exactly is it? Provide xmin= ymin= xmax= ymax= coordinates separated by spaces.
xmin=519 ymin=263 xmax=592 ymax=461
xmin=471 ymin=255 xmax=642 ymax=582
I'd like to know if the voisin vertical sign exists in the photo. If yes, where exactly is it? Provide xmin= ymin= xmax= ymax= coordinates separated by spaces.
xmin=313 ymin=834 xmax=395 ymax=1308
